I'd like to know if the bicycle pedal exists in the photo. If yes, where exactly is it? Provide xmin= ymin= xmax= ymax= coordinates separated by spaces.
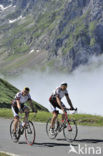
xmin=19 ymin=128 xmax=24 ymax=135
xmin=63 ymin=125 xmax=67 ymax=128
xmin=25 ymin=126 xmax=28 ymax=129
xmin=27 ymin=131 xmax=32 ymax=134
xmin=68 ymin=128 xmax=72 ymax=131
xmin=20 ymin=131 xmax=24 ymax=135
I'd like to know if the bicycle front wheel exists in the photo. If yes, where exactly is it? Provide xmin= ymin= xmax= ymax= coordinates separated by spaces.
xmin=25 ymin=121 xmax=36 ymax=145
xmin=46 ymin=118 xmax=59 ymax=139
xmin=10 ymin=120 xmax=21 ymax=143
xmin=63 ymin=119 xmax=78 ymax=142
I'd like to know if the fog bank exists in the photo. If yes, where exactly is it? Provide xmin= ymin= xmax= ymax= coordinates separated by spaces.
xmin=7 ymin=55 xmax=103 ymax=115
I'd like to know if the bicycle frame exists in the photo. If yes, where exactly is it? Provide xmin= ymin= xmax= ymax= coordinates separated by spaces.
xmin=61 ymin=108 xmax=77 ymax=130
xmin=10 ymin=111 xmax=36 ymax=145
xmin=18 ymin=111 xmax=36 ymax=122
xmin=46 ymin=108 xmax=78 ymax=142
xmin=64 ymin=111 xmax=72 ymax=131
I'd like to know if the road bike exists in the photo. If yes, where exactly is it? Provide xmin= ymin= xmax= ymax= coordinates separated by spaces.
xmin=46 ymin=108 xmax=78 ymax=142
xmin=10 ymin=112 xmax=36 ymax=145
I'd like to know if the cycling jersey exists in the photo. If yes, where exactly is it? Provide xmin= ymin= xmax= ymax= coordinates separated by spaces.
xmin=12 ymin=91 xmax=31 ymax=106
xmin=11 ymin=91 xmax=31 ymax=117
xmin=49 ymin=87 xmax=68 ymax=111
xmin=12 ymin=105 xmax=28 ymax=117
xmin=52 ymin=87 xmax=68 ymax=99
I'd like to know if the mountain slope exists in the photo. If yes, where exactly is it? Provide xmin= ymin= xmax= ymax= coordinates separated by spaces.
xmin=0 ymin=0 xmax=103 ymax=74
xmin=0 ymin=78 xmax=48 ymax=111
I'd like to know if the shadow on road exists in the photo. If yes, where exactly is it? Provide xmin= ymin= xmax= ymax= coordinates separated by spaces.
xmin=56 ymin=138 xmax=66 ymax=141
xmin=34 ymin=142 xmax=77 ymax=147
xmin=74 ymin=139 xmax=103 ymax=144
xmin=19 ymin=141 xmax=77 ymax=147
xmin=18 ymin=142 xmax=27 ymax=144
xmin=18 ymin=139 xmax=103 ymax=147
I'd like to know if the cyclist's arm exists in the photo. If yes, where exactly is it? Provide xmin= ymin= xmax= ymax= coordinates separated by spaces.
xmin=16 ymin=100 xmax=21 ymax=110
xmin=28 ymin=99 xmax=37 ymax=112
xmin=65 ymin=94 xmax=74 ymax=110
xmin=56 ymin=96 xmax=65 ymax=112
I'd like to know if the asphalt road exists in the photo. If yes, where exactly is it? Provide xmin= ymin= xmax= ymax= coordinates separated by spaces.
xmin=0 ymin=118 xmax=103 ymax=156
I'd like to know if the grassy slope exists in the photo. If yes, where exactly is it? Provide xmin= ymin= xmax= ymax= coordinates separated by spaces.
xmin=0 ymin=109 xmax=103 ymax=127
xmin=0 ymin=153 xmax=10 ymax=156
xmin=0 ymin=78 xmax=48 ymax=111
xmin=0 ymin=78 xmax=102 ymax=126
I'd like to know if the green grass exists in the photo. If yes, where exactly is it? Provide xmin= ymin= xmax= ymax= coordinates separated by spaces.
xmin=0 ymin=78 xmax=48 ymax=111
xmin=10 ymin=16 xmax=33 ymax=35
xmin=4 ymin=54 xmax=22 ymax=62
xmin=1 ymin=15 xmax=34 ymax=55
xmin=0 ymin=153 xmax=10 ymax=156
xmin=90 ymin=37 xmax=96 ymax=46
xmin=71 ymin=114 xmax=103 ymax=127
xmin=0 ymin=0 xmax=99 ymax=73
xmin=0 ymin=109 xmax=103 ymax=126
xmin=0 ymin=1 xmax=65 ymax=58
xmin=62 ymin=35 xmax=74 ymax=54
xmin=56 ymin=11 xmax=90 ymax=55
xmin=89 ymin=21 xmax=96 ymax=46
xmin=89 ymin=21 xmax=96 ymax=34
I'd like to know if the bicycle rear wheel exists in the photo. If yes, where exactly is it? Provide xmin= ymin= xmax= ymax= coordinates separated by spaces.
xmin=46 ymin=118 xmax=59 ymax=139
xmin=25 ymin=121 xmax=36 ymax=145
xmin=63 ymin=119 xmax=78 ymax=142
xmin=10 ymin=120 xmax=21 ymax=143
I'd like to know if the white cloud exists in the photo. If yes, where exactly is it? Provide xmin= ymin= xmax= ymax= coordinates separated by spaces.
xmin=7 ymin=55 xmax=103 ymax=115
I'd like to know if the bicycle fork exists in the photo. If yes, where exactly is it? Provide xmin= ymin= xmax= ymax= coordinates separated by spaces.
xmin=65 ymin=112 xmax=72 ymax=131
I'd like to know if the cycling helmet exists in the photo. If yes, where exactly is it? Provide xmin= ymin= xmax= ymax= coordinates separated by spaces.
xmin=61 ymin=82 xmax=68 ymax=86
xmin=24 ymin=87 xmax=30 ymax=92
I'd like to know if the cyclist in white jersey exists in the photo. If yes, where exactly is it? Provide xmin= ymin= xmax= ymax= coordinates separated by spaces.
xmin=49 ymin=82 xmax=75 ymax=134
xmin=11 ymin=87 xmax=36 ymax=140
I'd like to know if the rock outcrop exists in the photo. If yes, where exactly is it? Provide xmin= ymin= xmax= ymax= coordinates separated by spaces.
xmin=0 ymin=0 xmax=103 ymax=73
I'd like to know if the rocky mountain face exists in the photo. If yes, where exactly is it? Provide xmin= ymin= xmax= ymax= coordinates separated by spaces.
xmin=0 ymin=0 xmax=11 ymax=6
xmin=0 ymin=0 xmax=103 ymax=74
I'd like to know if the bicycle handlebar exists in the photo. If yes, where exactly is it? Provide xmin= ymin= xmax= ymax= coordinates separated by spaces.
xmin=64 ymin=108 xmax=78 ymax=111
xmin=19 ymin=111 xmax=37 ymax=120
xmin=19 ymin=111 xmax=37 ymax=116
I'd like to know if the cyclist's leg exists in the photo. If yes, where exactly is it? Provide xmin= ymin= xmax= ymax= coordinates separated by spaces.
xmin=22 ymin=105 xmax=29 ymax=123
xmin=49 ymin=98 xmax=59 ymax=129
xmin=51 ymin=101 xmax=66 ymax=122
xmin=51 ymin=109 xmax=59 ymax=129
xmin=61 ymin=103 xmax=66 ymax=122
xmin=11 ymin=106 xmax=19 ymax=133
